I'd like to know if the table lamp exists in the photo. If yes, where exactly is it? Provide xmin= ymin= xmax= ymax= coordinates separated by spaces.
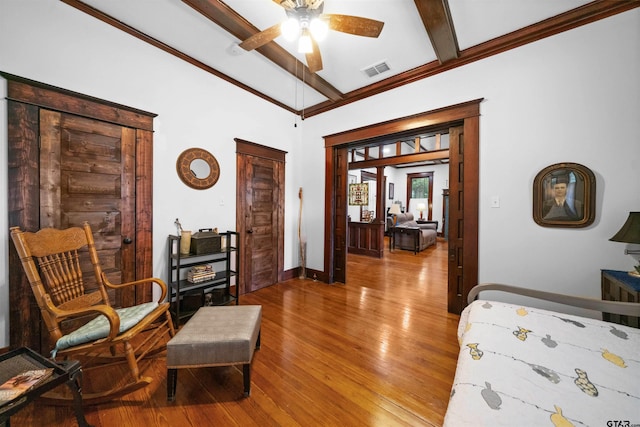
xmin=417 ymin=202 xmax=426 ymax=220
xmin=609 ymin=211 xmax=640 ymax=277
xmin=389 ymin=204 xmax=402 ymax=226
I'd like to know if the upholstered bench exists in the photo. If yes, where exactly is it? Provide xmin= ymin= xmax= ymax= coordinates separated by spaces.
xmin=166 ymin=305 xmax=262 ymax=400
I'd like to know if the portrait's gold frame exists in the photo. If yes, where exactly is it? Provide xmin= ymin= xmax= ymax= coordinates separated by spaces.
xmin=533 ymin=162 xmax=596 ymax=228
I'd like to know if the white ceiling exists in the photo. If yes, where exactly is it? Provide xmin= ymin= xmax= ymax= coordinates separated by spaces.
xmin=71 ymin=0 xmax=628 ymax=117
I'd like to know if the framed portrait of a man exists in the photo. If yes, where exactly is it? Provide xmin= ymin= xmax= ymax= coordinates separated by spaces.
xmin=533 ymin=163 xmax=596 ymax=228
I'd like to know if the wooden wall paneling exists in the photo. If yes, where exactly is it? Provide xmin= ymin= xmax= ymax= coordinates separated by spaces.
xmin=134 ymin=129 xmax=154 ymax=305
xmin=347 ymin=222 xmax=384 ymax=258
xmin=39 ymin=110 xmax=62 ymax=229
xmin=118 ymin=126 xmax=136 ymax=307
xmin=3 ymin=73 xmax=154 ymax=131
xmin=7 ymin=100 xmax=42 ymax=351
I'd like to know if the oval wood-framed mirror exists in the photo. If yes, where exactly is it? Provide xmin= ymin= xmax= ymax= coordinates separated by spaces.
xmin=176 ymin=148 xmax=220 ymax=190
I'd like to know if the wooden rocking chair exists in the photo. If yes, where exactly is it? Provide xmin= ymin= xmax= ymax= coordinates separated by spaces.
xmin=10 ymin=222 xmax=176 ymax=405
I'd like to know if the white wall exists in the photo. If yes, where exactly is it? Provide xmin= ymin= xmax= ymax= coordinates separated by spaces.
xmin=1 ymin=3 xmax=639 ymax=346
xmin=300 ymin=10 xmax=640 ymax=305
xmin=0 ymin=0 xmax=300 ymax=346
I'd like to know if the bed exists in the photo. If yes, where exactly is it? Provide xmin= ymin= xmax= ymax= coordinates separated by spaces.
xmin=443 ymin=283 xmax=640 ymax=427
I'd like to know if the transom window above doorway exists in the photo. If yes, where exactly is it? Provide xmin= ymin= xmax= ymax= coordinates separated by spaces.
xmin=349 ymin=132 xmax=450 ymax=165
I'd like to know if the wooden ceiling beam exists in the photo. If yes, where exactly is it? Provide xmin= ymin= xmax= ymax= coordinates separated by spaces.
xmin=182 ymin=0 xmax=344 ymax=102
xmin=303 ymin=0 xmax=639 ymax=118
xmin=414 ymin=0 xmax=459 ymax=63
xmin=60 ymin=0 xmax=639 ymax=118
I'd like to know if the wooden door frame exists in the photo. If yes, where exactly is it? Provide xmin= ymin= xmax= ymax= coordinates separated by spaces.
xmin=4 ymin=72 xmax=156 ymax=350
xmin=235 ymin=138 xmax=286 ymax=294
xmin=324 ymin=99 xmax=482 ymax=313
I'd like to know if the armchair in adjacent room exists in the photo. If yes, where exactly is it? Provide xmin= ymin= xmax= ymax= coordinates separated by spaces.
xmin=389 ymin=213 xmax=437 ymax=252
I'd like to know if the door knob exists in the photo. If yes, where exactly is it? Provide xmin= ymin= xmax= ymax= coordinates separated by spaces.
xmin=246 ymin=229 xmax=253 ymax=234
xmin=123 ymin=237 xmax=133 ymax=244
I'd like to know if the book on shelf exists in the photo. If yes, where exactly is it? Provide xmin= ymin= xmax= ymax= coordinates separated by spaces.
xmin=187 ymin=264 xmax=216 ymax=283
xmin=0 ymin=368 xmax=55 ymax=401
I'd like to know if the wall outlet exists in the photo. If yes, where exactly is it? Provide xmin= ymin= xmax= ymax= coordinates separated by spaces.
xmin=491 ymin=196 xmax=500 ymax=208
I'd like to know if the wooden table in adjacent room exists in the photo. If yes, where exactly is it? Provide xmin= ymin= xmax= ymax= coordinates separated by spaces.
xmin=390 ymin=226 xmax=421 ymax=255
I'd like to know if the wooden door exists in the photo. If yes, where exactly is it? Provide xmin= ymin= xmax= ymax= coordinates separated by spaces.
xmin=5 ymin=72 xmax=156 ymax=351
xmin=447 ymin=122 xmax=479 ymax=314
xmin=236 ymin=139 xmax=285 ymax=294
xmin=40 ymin=110 xmax=137 ymax=305
xmin=330 ymin=146 xmax=349 ymax=283
xmin=447 ymin=126 xmax=465 ymax=312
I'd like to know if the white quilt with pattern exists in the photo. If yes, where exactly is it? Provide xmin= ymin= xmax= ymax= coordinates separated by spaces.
xmin=443 ymin=300 xmax=640 ymax=427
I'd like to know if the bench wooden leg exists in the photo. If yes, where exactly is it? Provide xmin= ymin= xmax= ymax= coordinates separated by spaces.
xmin=242 ymin=364 xmax=250 ymax=397
xmin=167 ymin=368 xmax=177 ymax=402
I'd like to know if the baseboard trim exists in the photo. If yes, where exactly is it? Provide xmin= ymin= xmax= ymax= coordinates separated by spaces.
xmin=282 ymin=267 xmax=327 ymax=283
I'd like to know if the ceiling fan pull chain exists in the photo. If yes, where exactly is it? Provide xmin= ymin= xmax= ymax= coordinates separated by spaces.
xmin=302 ymin=65 xmax=305 ymax=121
xmin=294 ymin=59 xmax=298 ymax=127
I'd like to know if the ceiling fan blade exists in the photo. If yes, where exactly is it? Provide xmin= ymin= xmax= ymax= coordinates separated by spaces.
xmin=272 ymin=0 xmax=295 ymax=10
xmin=306 ymin=0 xmax=325 ymax=9
xmin=306 ymin=37 xmax=323 ymax=73
xmin=274 ymin=0 xmax=324 ymax=9
xmin=239 ymin=23 xmax=282 ymax=51
xmin=325 ymin=14 xmax=384 ymax=38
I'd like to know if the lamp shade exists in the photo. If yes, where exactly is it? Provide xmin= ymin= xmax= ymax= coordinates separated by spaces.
xmin=417 ymin=203 xmax=426 ymax=211
xmin=389 ymin=204 xmax=402 ymax=215
xmin=610 ymin=212 xmax=640 ymax=244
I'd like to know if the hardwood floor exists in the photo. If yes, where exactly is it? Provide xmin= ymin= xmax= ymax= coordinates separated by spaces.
xmin=10 ymin=238 xmax=461 ymax=426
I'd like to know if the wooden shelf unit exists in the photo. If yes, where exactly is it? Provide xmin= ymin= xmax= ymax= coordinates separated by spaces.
xmin=167 ymin=231 xmax=239 ymax=327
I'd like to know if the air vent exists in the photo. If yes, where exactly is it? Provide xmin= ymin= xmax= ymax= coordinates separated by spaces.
xmin=362 ymin=61 xmax=390 ymax=78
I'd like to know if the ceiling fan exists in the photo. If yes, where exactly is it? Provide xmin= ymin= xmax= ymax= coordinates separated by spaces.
xmin=239 ymin=0 xmax=384 ymax=73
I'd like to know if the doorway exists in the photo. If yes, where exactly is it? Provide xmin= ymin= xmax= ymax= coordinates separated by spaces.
xmin=324 ymin=99 xmax=482 ymax=314
xmin=235 ymin=138 xmax=286 ymax=294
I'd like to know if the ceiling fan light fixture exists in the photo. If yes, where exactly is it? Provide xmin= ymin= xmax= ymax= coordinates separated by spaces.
xmin=298 ymin=32 xmax=313 ymax=53
xmin=281 ymin=17 xmax=300 ymax=41
xmin=309 ymin=18 xmax=328 ymax=41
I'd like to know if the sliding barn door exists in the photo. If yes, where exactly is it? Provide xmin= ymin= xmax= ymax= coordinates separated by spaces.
xmin=40 ymin=110 xmax=137 ymax=305
xmin=6 ymin=73 xmax=156 ymax=351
